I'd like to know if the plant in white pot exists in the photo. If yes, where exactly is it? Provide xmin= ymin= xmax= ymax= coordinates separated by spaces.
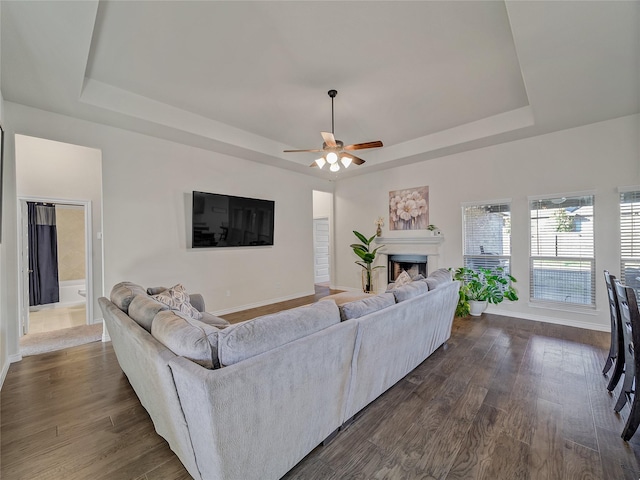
xmin=351 ymin=231 xmax=385 ymax=293
xmin=452 ymin=266 xmax=518 ymax=317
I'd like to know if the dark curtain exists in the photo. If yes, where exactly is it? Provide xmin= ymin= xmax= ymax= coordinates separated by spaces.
xmin=28 ymin=202 xmax=59 ymax=306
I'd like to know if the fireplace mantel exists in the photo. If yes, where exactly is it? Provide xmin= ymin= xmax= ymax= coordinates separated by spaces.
xmin=375 ymin=235 xmax=444 ymax=274
xmin=374 ymin=236 xmax=444 ymax=246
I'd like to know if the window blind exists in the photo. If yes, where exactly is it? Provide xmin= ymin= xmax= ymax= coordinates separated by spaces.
xmin=620 ymin=190 xmax=640 ymax=297
xmin=529 ymin=195 xmax=595 ymax=307
xmin=462 ymin=203 xmax=511 ymax=273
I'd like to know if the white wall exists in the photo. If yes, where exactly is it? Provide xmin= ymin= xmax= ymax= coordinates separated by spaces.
xmin=334 ymin=114 xmax=640 ymax=331
xmin=312 ymin=190 xmax=332 ymax=219
xmin=1 ymin=101 xmax=332 ymax=359
xmin=0 ymin=0 xmax=10 ymax=387
xmin=15 ymin=134 xmax=103 ymax=324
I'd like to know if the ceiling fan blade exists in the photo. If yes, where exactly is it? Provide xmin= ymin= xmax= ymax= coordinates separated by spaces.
xmin=343 ymin=140 xmax=383 ymax=151
xmin=283 ymin=149 xmax=324 ymax=153
xmin=321 ymin=132 xmax=337 ymax=147
xmin=342 ymin=152 xmax=366 ymax=165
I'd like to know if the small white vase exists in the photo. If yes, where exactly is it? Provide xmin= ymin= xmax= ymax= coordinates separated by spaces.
xmin=469 ymin=300 xmax=488 ymax=317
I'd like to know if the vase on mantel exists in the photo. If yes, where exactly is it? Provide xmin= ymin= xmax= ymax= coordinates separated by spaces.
xmin=376 ymin=225 xmax=382 ymax=237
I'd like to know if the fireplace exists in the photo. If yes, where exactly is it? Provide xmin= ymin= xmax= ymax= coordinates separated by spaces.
xmin=388 ymin=255 xmax=428 ymax=283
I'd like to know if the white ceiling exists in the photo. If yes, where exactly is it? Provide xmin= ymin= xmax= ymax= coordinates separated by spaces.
xmin=2 ymin=1 xmax=639 ymax=179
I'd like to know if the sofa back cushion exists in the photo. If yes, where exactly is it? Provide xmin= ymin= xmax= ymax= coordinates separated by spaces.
xmin=128 ymin=295 xmax=169 ymax=332
xmin=151 ymin=310 xmax=220 ymax=369
xmin=393 ymin=281 xmax=429 ymax=302
xmin=110 ymin=281 xmax=147 ymax=313
xmin=217 ymin=300 xmax=341 ymax=366
xmin=339 ymin=292 xmax=396 ymax=321
xmin=425 ymin=268 xmax=453 ymax=290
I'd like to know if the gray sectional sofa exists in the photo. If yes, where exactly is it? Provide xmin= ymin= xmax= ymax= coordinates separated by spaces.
xmin=99 ymin=270 xmax=459 ymax=480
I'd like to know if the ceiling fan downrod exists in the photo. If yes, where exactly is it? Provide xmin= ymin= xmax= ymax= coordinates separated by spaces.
xmin=328 ymin=89 xmax=337 ymax=134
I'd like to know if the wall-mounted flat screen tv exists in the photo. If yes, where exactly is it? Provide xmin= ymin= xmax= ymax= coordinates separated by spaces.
xmin=192 ymin=191 xmax=275 ymax=248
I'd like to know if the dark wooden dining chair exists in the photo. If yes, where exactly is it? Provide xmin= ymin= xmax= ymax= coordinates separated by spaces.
xmin=613 ymin=280 xmax=640 ymax=440
xmin=604 ymin=270 xmax=625 ymax=391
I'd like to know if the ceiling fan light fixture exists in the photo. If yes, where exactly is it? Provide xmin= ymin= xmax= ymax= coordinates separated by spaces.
xmin=284 ymin=89 xmax=383 ymax=172
xmin=326 ymin=152 xmax=338 ymax=164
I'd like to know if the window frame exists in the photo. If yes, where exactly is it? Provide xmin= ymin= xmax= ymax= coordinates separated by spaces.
xmin=619 ymin=186 xmax=640 ymax=298
xmin=528 ymin=191 xmax=596 ymax=310
xmin=461 ymin=198 xmax=512 ymax=275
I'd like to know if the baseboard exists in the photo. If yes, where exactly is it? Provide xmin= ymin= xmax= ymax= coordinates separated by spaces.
xmin=9 ymin=353 xmax=22 ymax=363
xmin=212 ymin=290 xmax=316 ymax=316
xmin=485 ymin=306 xmax=610 ymax=332
xmin=0 ymin=358 xmax=9 ymax=390
xmin=93 ymin=318 xmax=110 ymax=342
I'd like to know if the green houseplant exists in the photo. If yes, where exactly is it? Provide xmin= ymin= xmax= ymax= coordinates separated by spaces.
xmin=452 ymin=266 xmax=518 ymax=317
xmin=351 ymin=231 xmax=385 ymax=293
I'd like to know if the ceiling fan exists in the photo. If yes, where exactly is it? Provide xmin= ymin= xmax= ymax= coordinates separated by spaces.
xmin=284 ymin=89 xmax=383 ymax=172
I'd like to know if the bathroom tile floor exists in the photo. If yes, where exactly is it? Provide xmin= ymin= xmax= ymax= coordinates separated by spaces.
xmin=28 ymin=304 xmax=86 ymax=334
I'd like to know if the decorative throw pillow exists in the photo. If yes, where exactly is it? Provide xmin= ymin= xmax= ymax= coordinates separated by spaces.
xmin=152 ymin=284 xmax=203 ymax=320
xmin=394 ymin=270 xmax=412 ymax=288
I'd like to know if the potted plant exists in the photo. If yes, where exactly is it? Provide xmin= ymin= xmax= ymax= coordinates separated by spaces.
xmin=351 ymin=231 xmax=385 ymax=293
xmin=452 ymin=266 xmax=518 ymax=317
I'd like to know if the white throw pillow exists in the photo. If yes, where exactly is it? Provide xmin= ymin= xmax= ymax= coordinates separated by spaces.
xmin=152 ymin=284 xmax=203 ymax=320
xmin=394 ymin=270 xmax=412 ymax=288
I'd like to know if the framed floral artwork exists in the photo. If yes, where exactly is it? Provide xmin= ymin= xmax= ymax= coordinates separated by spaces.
xmin=389 ymin=186 xmax=429 ymax=230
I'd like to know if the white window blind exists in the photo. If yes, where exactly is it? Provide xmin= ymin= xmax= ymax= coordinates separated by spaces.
xmin=462 ymin=202 xmax=511 ymax=273
xmin=530 ymin=194 xmax=595 ymax=307
xmin=620 ymin=190 xmax=640 ymax=297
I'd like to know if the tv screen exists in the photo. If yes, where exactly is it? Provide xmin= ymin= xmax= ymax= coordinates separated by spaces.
xmin=192 ymin=191 xmax=275 ymax=248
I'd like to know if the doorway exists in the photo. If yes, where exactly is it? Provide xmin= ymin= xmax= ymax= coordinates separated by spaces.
xmin=18 ymin=198 xmax=93 ymax=335
xmin=313 ymin=218 xmax=330 ymax=284
xmin=312 ymin=190 xmax=334 ymax=288
xmin=14 ymin=134 xmax=104 ymax=355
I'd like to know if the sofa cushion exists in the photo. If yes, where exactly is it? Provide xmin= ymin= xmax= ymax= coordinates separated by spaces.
xmin=425 ymin=268 xmax=453 ymax=290
xmin=128 ymin=295 xmax=169 ymax=332
xmin=152 ymin=284 xmax=203 ymax=320
xmin=151 ymin=310 xmax=220 ymax=368
xmin=393 ymin=281 xmax=429 ymax=302
xmin=147 ymin=286 xmax=168 ymax=296
xmin=319 ymin=291 xmax=373 ymax=306
xmin=110 ymin=281 xmax=147 ymax=313
xmin=200 ymin=312 xmax=230 ymax=328
xmin=339 ymin=292 xmax=396 ymax=321
xmin=217 ymin=300 xmax=341 ymax=366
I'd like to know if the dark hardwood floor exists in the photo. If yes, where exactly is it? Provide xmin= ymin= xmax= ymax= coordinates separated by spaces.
xmin=220 ymin=283 xmax=342 ymax=323
xmin=2 ymin=302 xmax=640 ymax=479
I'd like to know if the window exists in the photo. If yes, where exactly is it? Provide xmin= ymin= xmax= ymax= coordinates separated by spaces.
xmin=462 ymin=202 xmax=511 ymax=273
xmin=529 ymin=194 xmax=595 ymax=307
xmin=620 ymin=189 xmax=640 ymax=297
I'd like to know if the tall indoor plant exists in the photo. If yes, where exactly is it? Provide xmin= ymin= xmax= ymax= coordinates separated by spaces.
xmin=452 ymin=266 xmax=518 ymax=317
xmin=351 ymin=231 xmax=385 ymax=293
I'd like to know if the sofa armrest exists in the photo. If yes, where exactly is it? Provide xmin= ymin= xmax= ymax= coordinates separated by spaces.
xmin=189 ymin=293 xmax=205 ymax=312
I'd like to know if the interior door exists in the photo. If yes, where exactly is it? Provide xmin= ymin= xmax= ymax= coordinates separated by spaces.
xmin=313 ymin=218 xmax=330 ymax=284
